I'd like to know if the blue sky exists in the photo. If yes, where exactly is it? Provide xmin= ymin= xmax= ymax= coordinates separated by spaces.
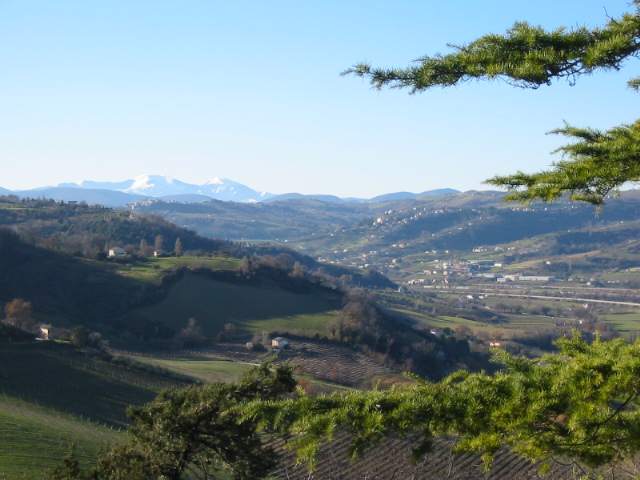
xmin=2 ymin=1 xmax=639 ymax=196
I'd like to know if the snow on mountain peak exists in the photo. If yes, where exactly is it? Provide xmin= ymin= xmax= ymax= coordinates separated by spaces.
xmin=205 ymin=177 xmax=224 ymax=185
xmin=129 ymin=175 xmax=154 ymax=191
xmin=69 ymin=174 xmax=272 ymax=203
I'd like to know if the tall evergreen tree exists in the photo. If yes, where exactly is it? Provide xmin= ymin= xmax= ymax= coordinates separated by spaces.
xmin=174 ymin=237 xmax=183 ymax=257
xmin=138 ymin=238 xmax=148 ymax=256
xmin=154 ymin=234 xmax=164 ymax=253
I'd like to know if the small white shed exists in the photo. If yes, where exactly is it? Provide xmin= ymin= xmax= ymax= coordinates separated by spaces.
xmin=271 ymin=337 xmax=289 ymax=348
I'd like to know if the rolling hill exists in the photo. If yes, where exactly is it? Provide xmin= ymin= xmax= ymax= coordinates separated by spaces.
xmin=0 ymin=340 xmax=189 ymax=479
xmin=0 ymin=196 xmax=393 ymax=289
xmin=12 ymin=187 xmax=147 ymax=207
xmin=0 ymin=230 xmax=347 ymax=341
xmin=124 ymin=270 xmax=342 ymax=337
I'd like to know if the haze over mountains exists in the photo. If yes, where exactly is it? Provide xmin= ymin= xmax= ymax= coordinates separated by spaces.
xmin=0 ymin=174 xmax=460 ymax=206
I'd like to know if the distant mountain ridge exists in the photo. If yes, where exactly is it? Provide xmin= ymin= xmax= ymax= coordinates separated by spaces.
xmin=369 ymin=188 xmax=459 ymax=203
xmin=64 ymin=174 xmax=272 ymax=203
xmin=0 ymin=175 xmax=461 ymax=206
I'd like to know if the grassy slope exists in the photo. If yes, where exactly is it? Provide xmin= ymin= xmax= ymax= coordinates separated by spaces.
xmin=0 ymin=396 xmax=121 ymax=480
xmin=114 ymin=256 xmax=241 ymax=284
xmin=126 ymin=354 xmax=355 ymax=397
xmin=0 ymin=341 xmax=189 ymax=478
xmin=602 ymin=312 xmax=640 ymax=333
xmin=124 ymin=356 xmax=253 ymax=384
xmin=0 ymin=342 xmax=182 ymax=426
xmin=241 ymin=311 xmax=339 ymax=336
xmin=127 ymin=272 xmax=341 ymax=336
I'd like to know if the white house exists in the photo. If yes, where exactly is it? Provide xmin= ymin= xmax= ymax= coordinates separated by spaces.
xmin=108 ymin=247 xmax=127 ymax=258
xmin=271 ymin=337 xmax=289 ymax=348
xmin=38 ymin=324 xmax=52 ymax=341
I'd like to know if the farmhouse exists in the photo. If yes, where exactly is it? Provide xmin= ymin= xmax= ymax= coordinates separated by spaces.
xmin=38 ymin=324 xmax=52 ymax=341
xmin=271 ymin=337 xmax=289 ymax=348
xmin=108 ymin=246 xmax=127 ymax=258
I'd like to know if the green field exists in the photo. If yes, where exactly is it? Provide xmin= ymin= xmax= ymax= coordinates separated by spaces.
xmin=125 ymin=356 xmax=253 ymax=383
xmin=242 ymin=311 xmax=339 ymax=336
xmin=0 ymin=342 xmax=184 ymax=426
xmin=602 ymin=312 xmax=640 ymax=333
xmin=0 ymin=396 xmax=121 ymax=480
xmin=127 ymin=272 xmax=341 ymax=336
xmin=126 ymin=354 xmax=355 ymax=397
xmin=0 ymin=341 xmax=191 ymax=478
xmin=114 ymin=255 xmax=241 ymax=283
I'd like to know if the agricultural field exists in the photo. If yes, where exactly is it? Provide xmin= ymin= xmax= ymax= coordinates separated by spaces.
xmin=378 ymin=286 xmax=640 ymax=352
xmin=280 ymin=341 xmax=396 ymax=389
xmin=269 ymin=431 xmax=576 ymax=480
xmin=0 ymin=396 xmax=120 ymax=480
xmin=123 ymin=355 xmax=253 ymax=384
xmin=0 ymin=341 xmax=185 ymax=426
xmin=126 ymin=339 xmax=400 ymax=391
xmin=113 ymin=255 xmax=241 ymax=284
xmin=124 ymin=352 xmax=357 ymax=395
xmin=241 ymin=311 xmax=339 ymax=337
xmin=0 ymin=340 xmax=190 ymax=478
xmin=602 ymin=312 xmax=640 ymax=334
xmin=125 ymin=272 xmax=341 ymax=336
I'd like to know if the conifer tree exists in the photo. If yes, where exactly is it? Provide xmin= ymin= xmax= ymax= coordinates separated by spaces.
xmin=244 ymin=4 xmax=640 ymax=475
xmin=174 ymin=237 xmax=183 ymax=257
xmin=138 ymin=239 xmax=148 ymax=256
xmin=154 ymin=234 xmax=164 ymax=253
xmin=346 ymin=2 xmax=640 ymax=204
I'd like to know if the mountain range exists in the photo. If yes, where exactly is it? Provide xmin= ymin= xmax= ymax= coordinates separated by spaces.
xmin=0 ymin=175 xmax=460 ymax=207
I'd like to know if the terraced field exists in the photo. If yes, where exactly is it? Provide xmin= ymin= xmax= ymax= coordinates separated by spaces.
xmin=131 ymin=339 xmax=398 ymax=390
xmin=270 ymin=433 xmax=579 ymax=480
xmin=279 ymin=341 xmax=395 ymax=388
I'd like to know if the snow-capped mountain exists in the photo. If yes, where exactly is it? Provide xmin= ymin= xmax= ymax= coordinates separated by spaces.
xmin=6 ymin=175 xmax=461 ymax=207
xmin=64 ymin=175 xmax=272 ymax=203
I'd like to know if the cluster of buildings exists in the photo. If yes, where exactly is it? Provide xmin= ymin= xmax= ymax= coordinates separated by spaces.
xmin=406 ymin=255 xmax=554 ymax=287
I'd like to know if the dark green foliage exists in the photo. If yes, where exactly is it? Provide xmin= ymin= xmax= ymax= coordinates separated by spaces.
xmin=488 ymin=121 xmax=640 ymax=204
xmin=0 ymin=322 xmax=35 ymax=341
xmin=0 ymin=341 xmax=183 ymax=426
xmin=346 ymin=3 xmax=640 ymax=205
xmin=48 ymin=450 xmax=84 ymax=480
xmin=51 ymin=364 xmax=297 ymax=480
xmin=346 ymin=5 xmax=640 ymax=91
xmin=0 ymin=229 xmax=150 ymax=326
xmin=248 ymin=335 xmax=640 ymax=473
xmin=0 ymin=196 xmax=233 ymax=258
